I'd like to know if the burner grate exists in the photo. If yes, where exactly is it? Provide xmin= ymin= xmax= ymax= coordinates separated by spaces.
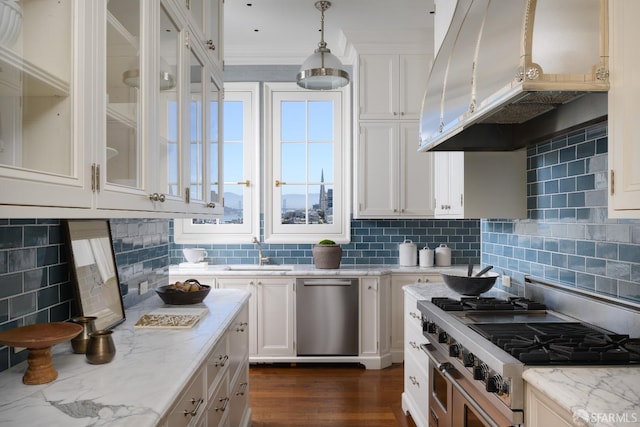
xmin=469 ymin=322 xmax=640 ymax=365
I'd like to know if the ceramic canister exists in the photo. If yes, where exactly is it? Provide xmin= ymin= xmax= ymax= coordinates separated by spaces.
xmin=435 ymin=243 xmax=452 ymax=266
xmin=399 ymin=239 xmax=417 ymax=266
xmin=419 ymin=247 xmax=434 ymax=267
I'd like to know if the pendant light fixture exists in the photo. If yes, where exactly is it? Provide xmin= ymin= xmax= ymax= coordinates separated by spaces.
xmin=296 ymin=1 xmax=350 ymax=90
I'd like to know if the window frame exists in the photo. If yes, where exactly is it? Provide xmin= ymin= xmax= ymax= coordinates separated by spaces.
xmin=263 ymin=82 xmax=351 ymax=244
xmin=173 ymin=82 xmax=260 ymax=244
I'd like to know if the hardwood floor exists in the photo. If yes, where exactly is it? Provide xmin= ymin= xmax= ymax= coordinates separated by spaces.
xmin=249 ymin=363 xmax=418 ymax=427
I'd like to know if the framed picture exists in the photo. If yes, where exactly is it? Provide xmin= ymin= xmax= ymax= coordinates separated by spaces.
xmin=64 ymin=220 xmax=125 ymax=330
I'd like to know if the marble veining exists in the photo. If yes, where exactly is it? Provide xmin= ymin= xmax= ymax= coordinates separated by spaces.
xmin=0 ymin=289 xmax=250 ymax=426
xmin=524 ymin=367 xmax=640 ymax=427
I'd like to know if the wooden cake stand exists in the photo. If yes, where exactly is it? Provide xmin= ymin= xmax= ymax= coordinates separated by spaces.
xmin=0 ymin=322 xmax=83 ymax=385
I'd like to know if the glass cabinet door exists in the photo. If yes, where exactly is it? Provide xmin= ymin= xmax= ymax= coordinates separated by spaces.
xmin=188 ymin=47 xmax=205 ymax=203
xmin=186 ymin=0 xmax=222 ymax=63
xmin=158 ymin=4 xmax=181 ymax=202
xmin=105 ymin=0 xmax=141 ymax=189
xmin=207 ymin=74 xmax=223 ymax=215
xmin=0 ymin=0 xmax=91 ymax=208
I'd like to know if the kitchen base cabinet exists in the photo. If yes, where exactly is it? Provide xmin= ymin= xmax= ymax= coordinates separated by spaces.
xmin=401 ymin=290 xmax=430 ymax=427
xmin=217 ymin=277 xmax=295 ymax=359
xmin=390 ymin=273 xmax=437 ymax=363
xmin=525 ymin=383 xmax=575 ymax=427
xmin=360 ymin=276 xmax=392 ymax=369
xmin=164 ymin=304 xmax=250 ymax=427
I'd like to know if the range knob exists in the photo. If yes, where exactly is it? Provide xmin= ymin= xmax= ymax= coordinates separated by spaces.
xmin=425 ymin=321 xmax=437 ymax=334
xmin=486 ymin=374 xmax=504 ymax=394
xmin=438 ymin=331 xmax=448 ymax=343
xmin=462 ymin=350 xmax=475 ymax=367
xmin=473 ymin=363 xmax=488 ymax=381
xmin=448 ymin=343 xmax=460 ymax=357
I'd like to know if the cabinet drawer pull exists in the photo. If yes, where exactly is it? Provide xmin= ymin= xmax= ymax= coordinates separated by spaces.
xmin=409 ymin=311 xmax=421 ymax=320
xmin=206 ymin=39 xmax=216 ymax=51
xmin=409 ymin=375 xmax=420 ymax=387
xmin=214 ymin=354 xmax=229 ymax=367
xmin=183 ymin=397 xmax=204 ymax=417
xmin=236 ymin=382 xmax=249 ymax=396
xmin=409 ymin=341 xmax=419 ymax=350
xmin=215 ymin=397 xmax=230 ymax=412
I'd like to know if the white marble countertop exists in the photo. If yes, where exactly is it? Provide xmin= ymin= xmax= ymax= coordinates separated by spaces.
xmin=170 ymin=263 xmax=470 ymax=277
xmin=0 ymin=289 xmax=250 ymax=427
xmin=523 ymin=368 xmax=640 ymax=427
xmin=403 ymin=284 xmax=640 ymax=427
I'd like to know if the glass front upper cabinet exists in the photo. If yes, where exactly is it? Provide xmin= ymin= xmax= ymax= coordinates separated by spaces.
xmin=0 ymin=0 xmax=92 ymax=208
xmin=186 ymin=0 xmax=223 ymax=64
xmin=106 ymin=0 xmax=142 ymax=189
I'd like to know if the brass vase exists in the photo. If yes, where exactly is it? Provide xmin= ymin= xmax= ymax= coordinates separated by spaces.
xmin=70 ymin=316 xmax=97 ymax=354
xmin=85 ymin=330 xmax=116 ymax=364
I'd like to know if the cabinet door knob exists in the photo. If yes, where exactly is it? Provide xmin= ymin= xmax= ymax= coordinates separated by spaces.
xmin=207 ymin=202 xmax=216 ymax=208
xmin=206 ymin=39 xmax=216 ymax=51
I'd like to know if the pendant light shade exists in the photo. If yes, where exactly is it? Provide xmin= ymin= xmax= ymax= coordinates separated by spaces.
xmin=296 ymin=1 xmax=350 ymax=90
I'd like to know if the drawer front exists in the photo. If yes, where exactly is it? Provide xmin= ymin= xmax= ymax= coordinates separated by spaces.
xmin=404 ymin=349 xmax=429 ymax=425
xmin=206 ymin=373 xmax=230 ymax=427
xmin=228 ymin=305 xmax=249 ymax=382
xmin=207 ymin=333 xmax=229 ymax=397
xmin=404 ymin=294 xmax=423 ymax=331
xmin=405 ymin=320 xmax=429 ymax=365
xmin=167 ymin=370 xmax=206 ymax=427
xmin=228 ymin=362 xmax=250 ymax=427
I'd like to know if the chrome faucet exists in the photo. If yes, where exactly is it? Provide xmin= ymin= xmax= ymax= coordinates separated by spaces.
xmin=251 ymin=237 xmax=269 ymax=265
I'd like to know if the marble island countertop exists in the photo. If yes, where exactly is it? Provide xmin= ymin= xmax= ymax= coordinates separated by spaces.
xmin=0 ymin=289 xmax=250 ymax=427
xmin=170 ymin=263 xmax=471 ymax=277
xmin=403 ymin=283 xmax=640 ymax=427
xmin=523 ymin=367 xmax=640 ymax=427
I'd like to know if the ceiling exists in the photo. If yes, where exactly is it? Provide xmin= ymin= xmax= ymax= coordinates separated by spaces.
xmin=223 ymin=0 xmax=436 ymax=65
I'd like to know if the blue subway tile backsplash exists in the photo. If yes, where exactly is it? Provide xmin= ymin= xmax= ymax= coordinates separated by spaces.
xmin=169 ymin=218 xmax=481 ymax=267
xmin=0 ymin=219 xmax=168 ymax=373
xmin=483 ymin=122 xmax=640 ymax=304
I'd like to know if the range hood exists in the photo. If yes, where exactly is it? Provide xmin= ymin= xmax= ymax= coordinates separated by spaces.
xmin=419 ymin=0 xmax=609 ymax=152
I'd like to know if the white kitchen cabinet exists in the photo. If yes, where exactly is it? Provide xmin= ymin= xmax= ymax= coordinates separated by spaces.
xmin=608 ymin=0 xmax=640 ymax=218
xmin=401 ymin=290 xmax=430 ymax=427
xmin=356 ymin=122 xmax=434 ymax=218
xmin=360 ymin=276 xmax=391 ymax=368
xmin=185 ymin=0 xmax=224 ymax=65
xmin=525 ymin=383 xmax=575 ymax=427
xmin=390 ymin=273 xmax=438 ymax=363
xmin=433 ymin=151 xmax=527 ymax=219
xmin=0 ymin=0 xmax=224 ymax=218
xmin=355 ymin=51 xmax=434 ymax=220
xmin=0 ymin=0 xmax=92 ymax=210
xmin=216 ymin=277 xmax=295 ymax=358
xmin=165 ymin=304 xmax=250 ymax=427
xmin=358 ymin=54 xmax=430 ymax=121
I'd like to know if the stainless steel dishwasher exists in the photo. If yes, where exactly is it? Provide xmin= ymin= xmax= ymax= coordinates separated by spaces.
xmin=296 ymin=278 xmax=359 ymax=356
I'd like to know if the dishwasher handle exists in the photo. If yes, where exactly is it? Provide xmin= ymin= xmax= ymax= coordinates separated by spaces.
xmin=299 ymin=279 xmax=357 ymax=286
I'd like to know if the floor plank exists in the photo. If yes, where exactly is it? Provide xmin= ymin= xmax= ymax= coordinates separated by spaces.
xmin=249 ymin=363 xmax=417 ymax=427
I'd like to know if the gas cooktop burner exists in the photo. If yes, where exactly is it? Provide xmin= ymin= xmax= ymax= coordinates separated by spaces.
xmin=469 ymin=322 xmax=640 ymax=364
xmin=431 ymin=296 xmax=547 ymax=311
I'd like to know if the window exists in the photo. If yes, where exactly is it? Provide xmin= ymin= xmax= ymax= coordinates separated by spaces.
xmin=174 ymin=82 xmax=260 ymax=243
xmin=264 ymin=82 xmax=350 ymax=244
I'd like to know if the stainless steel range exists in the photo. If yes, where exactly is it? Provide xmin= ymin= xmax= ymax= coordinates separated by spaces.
xmin=417 ymin=277 xmax=640 ymax=427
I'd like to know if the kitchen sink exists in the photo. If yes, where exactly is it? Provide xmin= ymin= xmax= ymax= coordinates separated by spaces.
xmin=225 ymin=265 xmax=294 ymax=272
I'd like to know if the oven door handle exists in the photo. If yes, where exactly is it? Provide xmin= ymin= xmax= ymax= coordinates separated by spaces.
xmin=420 ymin=344 xmax=501 ymax=427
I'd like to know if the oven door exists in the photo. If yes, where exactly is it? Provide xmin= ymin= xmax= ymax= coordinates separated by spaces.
xmin=422 ymin=344 xmax=515 ymax=427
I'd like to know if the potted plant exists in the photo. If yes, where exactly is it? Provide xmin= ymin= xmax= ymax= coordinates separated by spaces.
xmin=312 ymin=239 xmax=342 ymax=269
